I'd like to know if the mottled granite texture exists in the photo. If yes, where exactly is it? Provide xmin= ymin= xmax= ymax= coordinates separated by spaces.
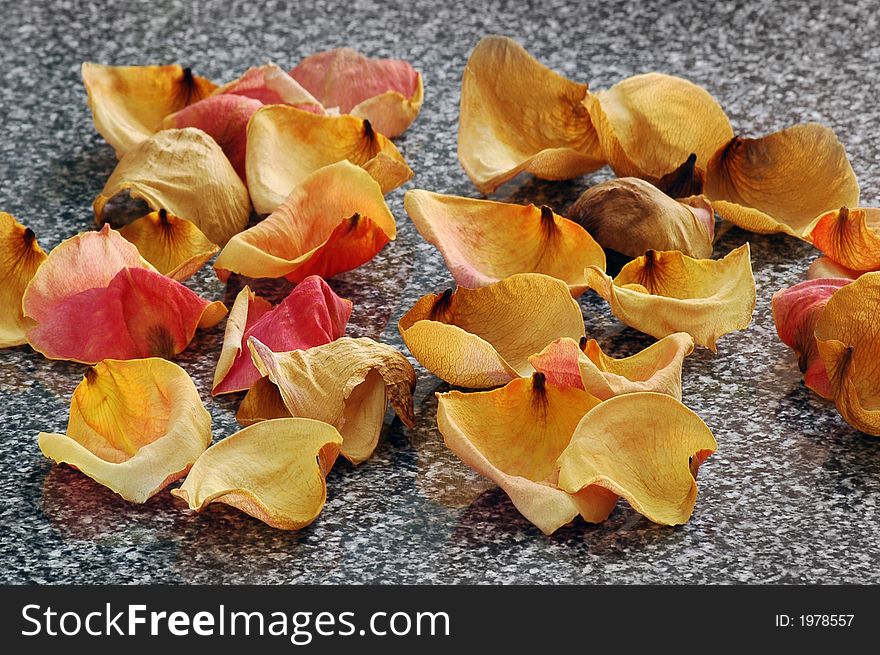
xmin=2 ymin=0 xmax=879 ymax=584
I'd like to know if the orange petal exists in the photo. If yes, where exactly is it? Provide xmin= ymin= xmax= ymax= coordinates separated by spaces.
xmin=212 ymin=276 xmax=352 ymax=395
xmin=567 ymin=177 xmax=715 ymax=259
xmin=529 ymin=333 xmax=694 ymax=401
xmin=38 ymin=358 xmax=211 ymax=503
xmin=0 ymin=212 xmax=47 ymax=347
xmin=172 ymin=418 xmax=342 ymax=530
xmin=236 ymin=376 xmax=292 ymax=425
xmin=216 ymin=63 xmax=324 ymax=111
xmin=118 ymin=209 xmax=218 ymax=281
xmin=705 ymin=123 xmax=860 ymax=236
xmin=214 ymin=160 xmax=396 ymax=283
xmin=245 ymin=104 xmax=412 ymax=214
xmin=585 ymin=244 xmax=755 ymax=350
xmin=290 ymin=48 xmax=422 ymax=137
xmin=457 ymin=36 xmax=604 ymax=194
xmin=772 ymin=278 xmax=849 ymax=399
xmin=93 ymin=127 xmax=251 ymax=246
xmin=81 ymin=63 xmax=215 ymax=156
xmin=814 ymin=272 xmax=880 ymax=435
xmin=245 ymin=336 xmax=416 ymax=465
xmin=807 ymin=256 xmax=861 ymax=281
xmin=404 ymin=190 xmax=605 ymax=295
xmin=805 ymin=206 xmax=880 ymax=272
xmin=585 ymin=73 xmax=732 ymax=179
xmin=557 ymin=392 xmax=716 ymax=525
xmin=399 ymin=273 xmax=585 ymax=388
xmin=437 ymin=374 xmax=616 ymax=534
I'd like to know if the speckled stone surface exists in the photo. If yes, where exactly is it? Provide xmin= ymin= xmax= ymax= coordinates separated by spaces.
xmin=2 ymin=0 xmax=879 ymax=584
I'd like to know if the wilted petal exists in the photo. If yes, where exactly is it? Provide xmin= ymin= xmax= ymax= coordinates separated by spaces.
xmin=804 ymin=206 xmax=880 ymax=272
xmin=529 ymin=333 xmax=694 ymax=401
xmin=217 ymin=63 xmax=324 ymax=112
xmin=458 ymin=36 xmax=604 ymax=194
xmin=404 ymin=190 xmax=605 ymax=295
xmin=82 ymin=62 xmax=215 ymax=156
xmin=172 ymin=418 xmax=343 ymax=529
xmin=399 ymin=273 xmax=585 ymax=388
xmin=244 ymin=337 xmax=416 ymax=465
xmin=437 ymin=374 xmax=616 ymax=534
xmin=0 ymin=212 xmax=47 ymax=347
xmin=118 ymin=209 xmax=218 ymax=281
xmin=705 ymin=123 xmax=860 ymax=236
xmin=246 ymin=105 xmax=412 ymax=214
xmin=557 ymin=392 xmax=716 ymax=525
xmin=93 ymin=127 xmax=251 ymax=246
xmin=567 ymin=177 xmax=714 ymax=258
xmin=215 ymin=161 xmax=396 ymax=283
xmin=772 ymin=278 xmax=849 ymax=399
xmin=814 ymin=272 xmax=880 ymax=435
xmin=807 ymin=256 xmax=861 ymax=281
xmin=584 ymin=244 xmax=755 ymax=350
xmin=290 ymin=48 xmax=422 ymax=138
xmin=585 ymin=73 xmax=732 ymax=180
xmin=38 ymin=358 xmax=211 ymax=503
xmin=212 ymin=276 xmax=352 ymax=395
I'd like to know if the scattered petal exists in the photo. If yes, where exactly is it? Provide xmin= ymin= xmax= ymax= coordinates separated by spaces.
xmin=584 ymin=244 xmax=755 ymax=350
xmin=805 ymin=206 xmax=880 ymax=272
xmin=807 ymin=256 xmax=861 ymax=281
xmin=82 ymin=62 xmax=215 ymax=156
xmin=399 ymin=273 xmax=585 ymax=388
xmin=404 ymin=190 xmax=605 ymax=295
xmin=93 ymin=127 xmax=252 ymax=246
xmin=217 ymin=63 xmax=324 ymax=111
xmin=214 ymin=160 xmax=396 ymax=282
xmin=212 ymin=276 xmax=352 ymax=395
xmin=0 ymin=212 xmax=47 ymax=347
xmin=38 ymin=358 xmax=212 ymax=503
xmin=172 ymin=418 xmax=343 ymax=529
xmin=457 ymin=36 xmax=604 ymax=194
xmin=557 ymin=392 xmax=717 ymax=525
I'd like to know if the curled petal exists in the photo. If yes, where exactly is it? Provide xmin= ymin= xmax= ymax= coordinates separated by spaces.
xmin=82 ymin=63 xmax=216 ymax=156
xmin=585 ymin=73 xmax=732 ymax=179
xmin=805 ymin=206 xmax=880 ymax=272
xmin=529 ymin=333 xmax=694 ymax=401
xmin=772 ymin=278 xmax=849 ymax=399
xmin=0 ymin=212 xmax=47 ymax=347
xmin=437 ymin=374 xmax=615 ymax=534
xmin=93 ymin=127 xmax=251 ymax=246
xmin=118 ymin=209 xmax=218 ymax=281
xmin=290 ymin=49 xmax=422 ymax=137
xmin=172 ymin=418 xmax=343 ymax=529
xmin=567 ymin=177 xmax=715 ymax=258
xmin=399 ymin=273 xmax=585 ymax=388
xmin=243 ymin=337 xmax=415 ymax=465
xmin=246 ymin=105 xmax=412 ymax=214
xmin=212 ymin=276 xmax=352 ymax=395
xmin=585 ymin=244 xmax=755 ymax=350
xmin=457 ymin=36 xmax=604 ymax=194
xmin=807 ymin=256 xmax=861 ymax=281
xmin=557 ymin=392 xmax=716 ymax=525
xmin=705 ymin=123 xmax=860 ymax=236
xmin=217 ymin=63 xmax=323 ymax=111
xmin=38 ymin=359 xmax=211 ymax=503
xmin=404 ymin=190 xmax=605 ymax=295
xmin=814 ymin=272 xmax=880 ymax=435
xmin=215 ymin=161 xmax=396 ymax=283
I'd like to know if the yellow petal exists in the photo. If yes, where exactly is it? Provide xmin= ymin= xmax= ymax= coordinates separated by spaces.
xmin=82 ymin=63 xmax=216 ymax=156
xmin=558 ymin=392 xmax=716 ymax=525
xmin=814 ymin=272 xmax=880 ymax=435
xmin=171 ymin=418 xmax=342 ymax=529
xmin=93 ymin=127 xmax=251 ymax=246
xmin=399 ymin=273 xmax=586 ymax=388
xmin=437 ymin=374 xmax=616 ymax=534
xmin=585 ymin=73 xmax=732 ymax=179
xmin=246 ymin=336 xmax=416 ymax=465
xmin=236 ymin=376 xmax=293 ymax=425
xmin=212 ymin=286 xmax=273 ymax=394
xmin=38 ymin=358 xmax=212 ymax=503
xmin=118 ymin=209 xmax=218 ymax=281
xmin=804 ymin=206 xmax=880 ymax=272
xmin=404 ymin=189 xmax=605 ymax=295
xmin=0 ymin=212 xmax=47 ymax=347
xmin=585 ymin=244 xmax=755 ymax=350
xmin=349 ymin=75 xmax=424 ymax=138
xmin=245 ymin=104 xmax=412 ymax=214
xmin=457 ymin=36 xmax=604 ymax=194
xmin=214 ymin=160 xmax=396 ymax=282
xmin=705 ymin=123 xmax=860 ymax=236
